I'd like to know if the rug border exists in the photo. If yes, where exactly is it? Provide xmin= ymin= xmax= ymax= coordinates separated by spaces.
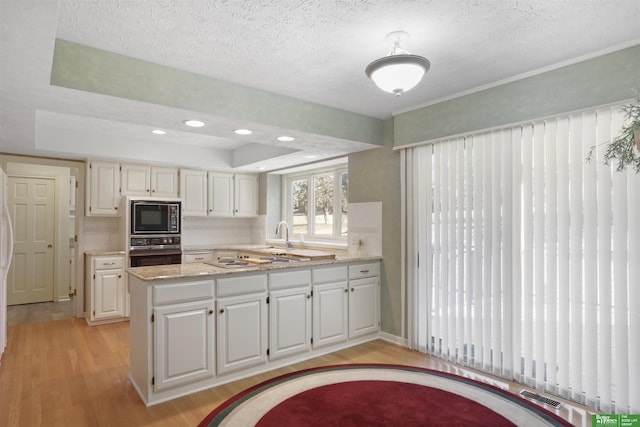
xmin=198 ymin=363 xmax=573 ymax=427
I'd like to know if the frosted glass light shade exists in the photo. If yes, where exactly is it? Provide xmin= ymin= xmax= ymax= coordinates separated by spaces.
xmin=365 ymin=54 xmax=431 ymax=96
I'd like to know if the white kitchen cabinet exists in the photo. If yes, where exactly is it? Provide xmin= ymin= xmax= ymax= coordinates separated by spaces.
xmin=312 ymin=266 xmax=348 ymax=348
xmin=121 ymin=163 xmax=150 ymax=196
xmin=151 ymin=166 xmax=179 ymax=197
xmin=216 ymin=274 xmax=268 ymax=375
xmin=85 ymin=254 xmax=127 ymax=324
xmin=233 ymin=173 xmax=259 ymax=217
xmin=269 ymin=270 xmax=312 ymax=360
xmin=208 ymin=172 xmax=258 ymax=217
xmin=153 ymin=299 xmax=215 ymax=391
xmin=207 ymin=171 xmax=234 ymax=217
xmin=348 ymin=263 xmax=380 ymax=339
xmin=121 ymin=164 xmax=179 ymax=198
xmin=86 ymin=161 xmax=121 ymax=216
xmin=180 ymin=168 xmax=208 ymax=216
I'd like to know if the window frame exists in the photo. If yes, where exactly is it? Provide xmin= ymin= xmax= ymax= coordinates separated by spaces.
xmin=282 ymin=164 xmax=348 ymax=242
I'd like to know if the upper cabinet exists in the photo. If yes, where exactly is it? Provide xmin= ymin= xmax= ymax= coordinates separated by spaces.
xmin=207 ymin=172 xmax=234 ymax=217
xmin=234 ymin=173 xmax=259 ymax=217
xmin=121 ymin=164 xmax=179 ymax=198
xmin=180 ymin=169 xmax=208 ymax=217
xmin=86 ymin=160 xmax=121 ymax=216
xmin=86 ymin=160 xmax=256 ymax=218
xmin=207 ymin=172 xmax=258 ymax=218
xmin=120 ymin=163 xmax=150 ymax=196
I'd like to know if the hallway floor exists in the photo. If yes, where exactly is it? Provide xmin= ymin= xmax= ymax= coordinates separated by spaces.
xmin=6 ymin=299 xmax=75 ymax=326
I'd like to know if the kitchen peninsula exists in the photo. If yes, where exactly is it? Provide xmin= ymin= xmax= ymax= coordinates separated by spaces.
xmin=127 ymin=247 xmax=381 ymax=406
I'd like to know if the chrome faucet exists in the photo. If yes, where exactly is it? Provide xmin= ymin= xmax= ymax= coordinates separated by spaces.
xmin=275 ymin=221 xmax=291 ymax=248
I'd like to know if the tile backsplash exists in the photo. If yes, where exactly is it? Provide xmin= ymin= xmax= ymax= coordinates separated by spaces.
xmin=348 ymin=202 xmax=382 ymax=257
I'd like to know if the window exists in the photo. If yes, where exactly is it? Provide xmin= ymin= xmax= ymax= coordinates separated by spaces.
xmin=284 ymin=165 xmax=348 ymax=240
xmin=403 ymin=104 xmax=640 ymax=413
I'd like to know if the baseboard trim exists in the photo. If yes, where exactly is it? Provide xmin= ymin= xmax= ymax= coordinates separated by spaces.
xmin=378 ymin=331 xmax=407 ymax=347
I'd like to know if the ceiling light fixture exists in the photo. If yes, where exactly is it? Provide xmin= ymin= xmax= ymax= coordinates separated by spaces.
xmin=184 ymin=119 xmax=205 ymax=127
xmin=234 ymin=128 xmax=253 ymax=135
xmin=151 ymin=129 xmax=166 ymax=135
xmin=277 ymin=136 xmax=295 ymax=142
xmin=365 ymin=31 xmax=430 ymax=97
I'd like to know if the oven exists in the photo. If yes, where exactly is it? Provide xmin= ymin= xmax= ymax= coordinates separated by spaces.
xmin=129 ymin=235 xmax=182 ymax=267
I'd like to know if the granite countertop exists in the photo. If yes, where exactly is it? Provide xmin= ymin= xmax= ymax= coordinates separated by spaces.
xmin=128 ymin=252 xmax=381 ymax=282
xmin=85 ymin=250 xmax=126 ymax=256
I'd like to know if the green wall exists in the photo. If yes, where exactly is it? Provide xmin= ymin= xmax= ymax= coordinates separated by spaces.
xmin=394 ymin=44 xmax=640 ymax=147
xmin=348 ymin=118 xmax=401 ymax=336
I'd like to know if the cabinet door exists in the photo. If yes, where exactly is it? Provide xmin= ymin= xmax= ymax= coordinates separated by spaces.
xmin=154 ymin=300 xmax=215 ymax=391
xmin=313 ymin=281 xmax=348 ymax=348
xmin=269 ymin=287 xmax=312 ymax=360
xmin=93 ymin=269 xmax=125 ymax=320
xmin=151 ymin=167 xmax=179 ymax=198
xmin=121 ymin=163 xmax=150 ymax=196
xmin=348 ymin=277 xmax=379 ymax=339
xmin=234 ymin=173 xmax=258 ymax=217
xmin=208 ymin=172 xmax=234 ymax=217
xmin=180 ymin=169 xmax=208 ymax=217
xmin=87 ymin=161 xmax=121 ymax=216
xmin=216 ymin=293 xmax=267 ymax=375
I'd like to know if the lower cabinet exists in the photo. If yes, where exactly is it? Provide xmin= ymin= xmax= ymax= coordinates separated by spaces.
xmin=154 ymin=300 xmax=215 ymax=391
xmin=268 ymin=270 xmax=312 ymax=360
xmin=129 ymin=261 xmax=380 ymax=406
xmin=348 ymin=263 xmax=380 ymax=339
xmin=85 ymin=253 xmax=128 ymax=325
xmin=216 ymin=274 xmax=268 ymax=375
xmin=312 ymin=266 xmax=348 ymax=348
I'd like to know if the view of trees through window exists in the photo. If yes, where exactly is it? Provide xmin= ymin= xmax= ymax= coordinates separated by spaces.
xmin=287 ymin=166 xmax=347 ymax=239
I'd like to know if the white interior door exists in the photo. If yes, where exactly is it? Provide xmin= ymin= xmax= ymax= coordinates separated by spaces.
xmin=7 ymin=176 xmax=55 ymax=305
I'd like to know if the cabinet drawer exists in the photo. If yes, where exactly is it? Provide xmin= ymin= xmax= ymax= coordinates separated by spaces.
xmin=183 ymin=252 xmax=214 ymax=263
xmin=94 ymin=256 xmax=124 ymax=270
xmin=312 ymin=266 xmax=348 ymax=284
xmin=153 ymin=280 xmax=214 ymax=305
xmin=217 ymin=274 xmax=267 ymax=297
xmin=348 ymin=262 xmax=379 ymax=279
xmin=269 ymin=269 xmax=311 ymax=290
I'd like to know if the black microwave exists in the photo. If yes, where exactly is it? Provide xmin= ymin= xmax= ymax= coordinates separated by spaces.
xmin=130 ymin=200 xmax=181 ymax=235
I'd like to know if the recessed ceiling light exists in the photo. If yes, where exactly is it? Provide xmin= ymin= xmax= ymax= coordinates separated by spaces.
xmin=184 ymin=120 xmax=205 ymax=127
xmin=277 ymin=136 xmax=295 ymax=142
xmin=152 ymin=129 xmax=167 ymax=135
xmin=304 ymin=155 xmax=318 ymax=159
xmin=234 ymin=128 xmax=253 ymax=135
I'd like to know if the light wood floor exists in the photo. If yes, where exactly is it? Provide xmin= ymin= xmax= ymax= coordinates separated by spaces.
xmin=0 ymin=318 xmax=594 ymax=426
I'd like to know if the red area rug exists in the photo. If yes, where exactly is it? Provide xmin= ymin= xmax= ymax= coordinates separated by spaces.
xmin=199 ymin=364 xmax=572 ymax=427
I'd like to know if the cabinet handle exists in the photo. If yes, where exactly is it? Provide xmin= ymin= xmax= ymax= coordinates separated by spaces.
xmin=219 ymin=308 xmax=225 ymax=314
xmin=103 ymin=262 xmax=116 ymax=266
xmin=360 ymin=269 xmax=370 ymax=274
xmin=195 ymin=257 xmax=204 ymax=260
xmin=208 ymin=310 xmax=214 ymax=315
xmin=115 ymin=206 xmax=118 ymax=210
xmin=118 ymin=275 xmax=122 ymax=278
xmin=306 ymin=294 xmax=311 ymax=299
xmin=351 ymin=288 xmax=354 ymax=292
xmin=344 ymin=289 xmax=348 ymax=293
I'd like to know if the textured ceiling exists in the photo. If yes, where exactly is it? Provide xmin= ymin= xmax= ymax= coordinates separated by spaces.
xmin=55 ymin=0 xmax=640 ymax=118
xmin=1 ymin=0 xmax=640 ymax=171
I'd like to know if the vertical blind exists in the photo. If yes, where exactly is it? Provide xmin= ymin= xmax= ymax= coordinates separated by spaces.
xmin=403 ymin=104 xmax=640 ymax=414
